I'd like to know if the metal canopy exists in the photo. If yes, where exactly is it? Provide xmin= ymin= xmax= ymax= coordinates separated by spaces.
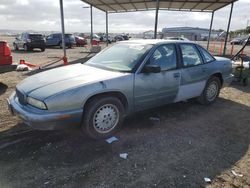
xmin=81 ymin=0 xmax=237 ymax=13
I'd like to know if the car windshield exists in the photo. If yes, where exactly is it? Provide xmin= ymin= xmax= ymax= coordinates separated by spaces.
xmin=29 ymin=34 xmax=43 ymax=40
xmin=86 ymin=43 xmax=152 ymax=72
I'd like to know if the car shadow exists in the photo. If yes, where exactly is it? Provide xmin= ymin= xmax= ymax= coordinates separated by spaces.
xmin=230 ymin=82 xmax=250 ymax=93
xmin=45 ymin=46 xmax=75 ymax=50
xmin=0 ymin=98 xmax=249 ymax=187
xmin=11 ymin=49 xmax=43 ymax=53
xmin=0 ymin=82 xmax=8 ymax=96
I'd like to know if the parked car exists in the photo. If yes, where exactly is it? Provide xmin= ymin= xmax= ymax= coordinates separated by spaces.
xmin=114 ymin=35 xmax=124 ymax=41
xmin=0 ymin=41 xmax=17 ymax=74
xmin=8 ymin=40 xmax=234 ymax=139
xmin=243 ymin=38 xmax=250 ymax=45
xmin=120 ymin=34 xmax=129 ymax=40
xmin=102 ymin=36 xmax=115 ymax=43
xmin=92 ymin=34 xmax=101 ymax=42
xmin=46 ymin=33 xmax=76 ymax=48
xmin=75 ymin=36 xmax=87 ymax=46
xmin=230 ymin=38 xmax=245 ymax=45
xmin=13 ymin=32 xmax=46 ymax=52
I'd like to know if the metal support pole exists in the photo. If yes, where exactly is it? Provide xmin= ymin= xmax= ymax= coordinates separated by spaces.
xmin=207 ymin=11 xmax=214 ymax=50
xmin=106 ymin=12 xmax=109 ymax=47
xmin=223 ymin=3 xmax=234 ymax=55
xmin=90 ymin=5 xmax=93 ymax=45
xmin=59 ymin=0 xmax=66 ymax=58
xmin=154 ymin=0 xmax=159 ymax=39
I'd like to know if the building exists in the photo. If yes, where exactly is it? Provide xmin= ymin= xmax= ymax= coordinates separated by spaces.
xmin=162 ymin=27 xmax=221 ymax=41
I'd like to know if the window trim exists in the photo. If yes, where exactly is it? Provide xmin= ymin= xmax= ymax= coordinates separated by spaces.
xmin=178 ymin=43 xmax=204 ymax=68
xmin=196 ymin=45 xmax=216 ymax=64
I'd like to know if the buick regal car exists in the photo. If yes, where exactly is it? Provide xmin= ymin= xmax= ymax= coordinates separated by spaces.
xmin=8 ymin=40 xmax=234 ymax=139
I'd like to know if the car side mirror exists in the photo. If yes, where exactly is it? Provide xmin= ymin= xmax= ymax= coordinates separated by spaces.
xmin=142 ymin=64 xmax=161 ymax=73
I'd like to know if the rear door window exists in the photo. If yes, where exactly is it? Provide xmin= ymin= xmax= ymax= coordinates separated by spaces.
xmin=180 ymin=44 xmax=202 ymax=67
xmin=197 ymin=46 xmax=215 ymax=63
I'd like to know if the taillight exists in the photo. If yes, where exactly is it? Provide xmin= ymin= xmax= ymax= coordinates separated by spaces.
xmin=0 ymin=41 xmax=12 ymax=65
xmin=4 ymin=42 xmax=11 ymax=56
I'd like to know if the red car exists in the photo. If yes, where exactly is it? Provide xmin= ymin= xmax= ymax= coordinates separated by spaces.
xmin=75 ymin=36 xmax=87 ymax=47
xmin=0 ymin=41 xmax=17 ymax=74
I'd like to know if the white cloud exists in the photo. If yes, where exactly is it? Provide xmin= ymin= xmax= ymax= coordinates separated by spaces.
xmin=16 ymin=0 xmax=29 ymax=6
xmin=0 ymin=5 xmax=7 ymax=9
xmin=0 ymin=0 xmax=249 ymax=33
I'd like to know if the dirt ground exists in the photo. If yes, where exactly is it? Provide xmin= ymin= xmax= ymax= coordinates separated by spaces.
xmin=0 ymin=36 xmax=250 ymax=188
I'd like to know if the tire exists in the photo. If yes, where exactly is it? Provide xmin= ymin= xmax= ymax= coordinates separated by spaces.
xmin=197 ymin=76 xmax=221 ymax=105
xmin=14 ymin=43 xmax=19 ymax=51
xmin=24 ymin=44 xmax=29 ymax=51
xmin=41 ymin=48 xmax=45 ymax=52
xmin=59 ymin=42 xmax=62 ymax=49
xmin=82 ymin=96 xmax=125 ymax=139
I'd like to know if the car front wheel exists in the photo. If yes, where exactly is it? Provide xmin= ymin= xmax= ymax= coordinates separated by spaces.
xmin=197 ymin=76 xmax=221 ymax=105
xmin=82 ymin=96 xmax=125 ymax=139
xmin=14 ymin=43 xmax=19 ymax=51
xmin=24 ymin=44 xmax=29 ymax=51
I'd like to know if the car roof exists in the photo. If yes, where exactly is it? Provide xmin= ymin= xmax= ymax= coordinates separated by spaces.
xmin=119 ymin=39 xmax=194 ymax=45
xmin=22 ymin=32 xmax=42 ymax=35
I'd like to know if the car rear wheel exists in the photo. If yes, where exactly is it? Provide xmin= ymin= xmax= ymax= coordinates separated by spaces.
xmin=82 ymin=96 xmax=125 ymax=139
xmin=197 ymin=76 xmax=221 ymax=105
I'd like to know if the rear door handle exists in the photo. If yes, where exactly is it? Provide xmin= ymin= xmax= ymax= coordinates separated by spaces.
xmin=173 ymin=73 xmax=180 ymax=78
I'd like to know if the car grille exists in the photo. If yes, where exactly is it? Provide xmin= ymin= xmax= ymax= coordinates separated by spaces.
xmin=16 ymin=89 xmax=27 ymax=105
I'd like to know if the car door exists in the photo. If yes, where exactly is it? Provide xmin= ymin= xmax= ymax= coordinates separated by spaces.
xmin=134 ymin=44 xmax=181 ymax=111
xmin=46 ymin=34 xmax=54 ymax=46
xmin=54 ymin=34 xmax=61 ymax=45
xmin=174 ymin=43 xmax=207 ymax=102
xmin=17 ymin=33 xmax=23 ymax=48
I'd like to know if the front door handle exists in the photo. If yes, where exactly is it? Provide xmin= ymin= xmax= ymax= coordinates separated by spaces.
xmin=173 ymin=72 xmax=180 ymax=78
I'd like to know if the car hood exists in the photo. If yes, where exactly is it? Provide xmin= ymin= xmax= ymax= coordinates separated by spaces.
xmin=16 ymin=64 xmax=128 ymax=100
xmin=214 ymin=56 xmax=231 ymax=62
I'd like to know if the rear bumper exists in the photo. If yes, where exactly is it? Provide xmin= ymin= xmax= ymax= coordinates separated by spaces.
xmin=0 ymin=64 xmax=17 ymax=74
xmin=26 ymin=43 xmax=45 ymax=49
xmin=222 ymin=74 xmax=234 ymax=88
xmin=7 ymin=92 xmax=83 ymax=130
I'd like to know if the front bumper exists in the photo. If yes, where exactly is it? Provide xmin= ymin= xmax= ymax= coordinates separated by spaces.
xmin=222 ymin=74 xmax=234 ymax=88
xmin=7 ymin=92 xmax=83 ymax=130
xmin=0 ymin=64 xmax=17 ymax=74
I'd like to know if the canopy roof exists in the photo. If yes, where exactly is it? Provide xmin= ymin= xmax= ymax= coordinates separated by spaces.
xmin=81 ymin=0 xmax=237 ymax=13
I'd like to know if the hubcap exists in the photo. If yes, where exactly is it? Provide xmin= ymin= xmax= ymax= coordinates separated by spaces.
xmin=206 ymin=81 xmax=218 ymax=101
xmin=93 ymin=104 xmax=119 ymax=134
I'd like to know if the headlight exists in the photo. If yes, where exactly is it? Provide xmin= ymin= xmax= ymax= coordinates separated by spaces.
xmin=27 ymin=96 xmax=47 ymax=110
